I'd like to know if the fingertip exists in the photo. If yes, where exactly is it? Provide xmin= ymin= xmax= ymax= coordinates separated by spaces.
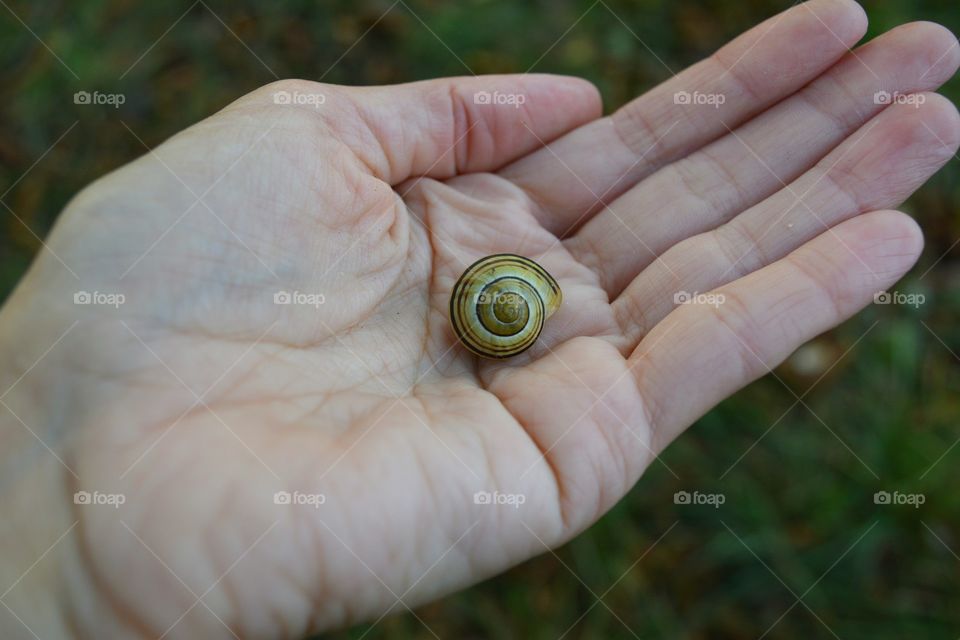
xmin=805 ymin=0 xmax=868 ymax=45
xmin=905 ymin=21 xmax=960 ymax=75
xmin=520 ymin=73 xmax=604 ymax=121
xmin=917 ymin=92 xmax=960 ymax=152
xmin=869 ymin=208 xmax=923 ymax=244
xmin=868 ymin=21 xmax=960 ymax=92
xmin=901 ymin=92 xmax=960 ymax=156
xmin=865 ymin=92 xmax=960 ymax=169
xmin=843 ymin=209 xmax=925 ymax=271
xmin=840 ymin=0 xmax=869 ymax=41
xmin=747 ymin=0 xmax=868 ymax=84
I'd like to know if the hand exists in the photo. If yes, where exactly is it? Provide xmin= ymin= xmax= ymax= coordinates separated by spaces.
xmin=1 ymin=0 xmax=957 ymax=637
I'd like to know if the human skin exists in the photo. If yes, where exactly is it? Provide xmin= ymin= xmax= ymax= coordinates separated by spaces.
xmin=0 ymin=0 xmax=958 ymax=637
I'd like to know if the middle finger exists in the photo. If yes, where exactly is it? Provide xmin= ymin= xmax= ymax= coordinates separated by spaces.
xmin=567 ymin=21 xmax=959 ymax=296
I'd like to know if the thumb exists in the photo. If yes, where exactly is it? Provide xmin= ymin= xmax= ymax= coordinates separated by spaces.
xmin=333 ymin=74 xmax=601 ymax=184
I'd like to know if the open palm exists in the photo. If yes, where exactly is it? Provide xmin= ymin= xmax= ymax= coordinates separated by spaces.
xmin=1 ymin=1 xmax=958 ymax=638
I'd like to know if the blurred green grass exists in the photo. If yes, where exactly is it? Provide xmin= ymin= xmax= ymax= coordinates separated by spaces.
xmin=1 ymin=1 xmax=958 ymax=638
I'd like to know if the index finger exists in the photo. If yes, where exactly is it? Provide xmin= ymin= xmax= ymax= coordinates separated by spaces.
xmin=500 ymin=0 xmax=868 ymax=236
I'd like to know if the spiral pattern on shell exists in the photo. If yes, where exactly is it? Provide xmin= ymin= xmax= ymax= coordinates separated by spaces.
xmin=449 ymin=254 xmax=562 ymax=359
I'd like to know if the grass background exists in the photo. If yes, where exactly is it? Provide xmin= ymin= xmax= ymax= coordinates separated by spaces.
xmin=1 ymin=0 xmax=958 ymax=637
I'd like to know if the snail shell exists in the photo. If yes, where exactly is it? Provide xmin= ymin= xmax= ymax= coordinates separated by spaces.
xmin=449 ymin=254 xmax=562 ymax=359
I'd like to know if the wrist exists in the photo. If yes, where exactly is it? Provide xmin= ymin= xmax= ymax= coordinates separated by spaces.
xmin=0 ymin=460 xmax=78 ymax=640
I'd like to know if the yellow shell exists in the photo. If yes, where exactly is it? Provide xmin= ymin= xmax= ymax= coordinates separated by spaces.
xmin=449 ymin=254 xmax=562 ymax=359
